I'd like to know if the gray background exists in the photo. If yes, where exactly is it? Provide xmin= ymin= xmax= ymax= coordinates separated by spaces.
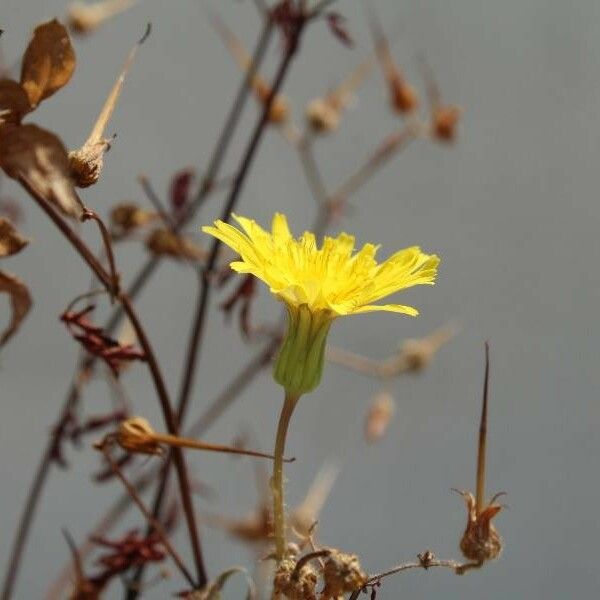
xmin=1 ymin=0 xmax=599 ymax=598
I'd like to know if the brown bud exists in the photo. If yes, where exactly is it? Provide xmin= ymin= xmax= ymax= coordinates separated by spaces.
xmin=272 ymin=557 xmax=318 ymax=600
xmin=305 ymin=98 xmax=340 ymax=134
xmin=433 ymin=105 xmax=461 ymax=143
xmin=364 ymin=390 xmax=395 ymax=444
xmin=390 ymin=77 xmax=419 ymax=114
xmin=321 ymin=550 xmax=367 ymax=598
xmin=68 ymin=0 xmax=137 ymax=36
xmin=116 ymin=417 xmax=162 ymax=455
xmin=456 ymin=490 xmax=503 ymax=565
xmin=69 ymin=140 xmax=111 ymax=187
xmin=145 ymin=228 xmax=207 ymax=262
xmin=110 ymin=202 xmax=157 ymax=235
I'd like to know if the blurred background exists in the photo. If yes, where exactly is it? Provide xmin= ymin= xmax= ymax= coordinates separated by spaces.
xmin=1 ymin=0 xmax=599 ymax=598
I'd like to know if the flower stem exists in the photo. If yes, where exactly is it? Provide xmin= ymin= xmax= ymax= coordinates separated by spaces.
xmin=272 ymin=391 xmax=300 ymax=561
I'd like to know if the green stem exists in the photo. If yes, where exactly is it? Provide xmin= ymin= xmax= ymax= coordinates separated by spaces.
xmin=271 ymin=391 xmax=300 ymax=560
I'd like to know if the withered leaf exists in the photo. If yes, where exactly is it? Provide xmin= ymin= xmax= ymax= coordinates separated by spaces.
xmin=0 ymin=270 xmax=32 ymax=346
xmin=0 ymin=218 xmax=29 ymax=257
xmin=0 ymin=124 xmax=85 ymax=218
xmin=145 ymin=228 xmax=206 ymax=262
xmin=0 ymin=79 xmax=32 ymax=126
xmin=20 ymin=19 xmax=76 ymax=108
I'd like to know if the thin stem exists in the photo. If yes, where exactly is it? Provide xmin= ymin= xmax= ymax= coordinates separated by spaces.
xmin=151 ymin=431 xmax=293 ymax=462
xmin=100 ymin=444 xmax=195 ymax=587
xmin=476 ymin=342 xmax=490 ymax=514
xmin=9 ymin=184 xmax=207 ymax=587
xmin=130 ymin=15 xmax=307 ymax=596
xmin=137 ymin=175 xmax=176 ymax=229
xmin=272 ymin=392 xmax=300 ymax=561
xmin=348 ymin=557 xmax=466 ymax=600
xmin=2 ymin=14 xmax=272 ymax=595
xmin=81 ymin=209 xmax=120 ymax=299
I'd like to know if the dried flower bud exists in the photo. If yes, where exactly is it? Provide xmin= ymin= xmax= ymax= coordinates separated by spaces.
xmin=390 ymin=76 xmax=419 ymax=114
xmin=68 ymin=0 xmax=137 ymax=36
xmin=305 ymin=98 xmax=340 ymax=134
xmin=254 ymin=82 xmax=290 ymax=125
xmin=68 ymin=140 xmax=111 ymax=187
xmin=145 ymin=228 xmax=207 ymax=262
xmin=110 ymin=202 xmax=157 ymax=236
xmin=321 ymin=550 xmax=367 ymax=599
xmin=272 ymin=557 xmax=318 ymax=600
xmin=456 ymin=490 xmax=503 ymax=566
xmin=364 ymin=390 xmax=395 ymax=444
xmin=432 ymin=105 xmax=461 ymax=143
xmin=117 ymin=417 xmax=162 ymax=455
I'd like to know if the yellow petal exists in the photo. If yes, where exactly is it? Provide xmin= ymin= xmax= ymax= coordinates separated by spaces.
xmin=351 ymin=303 xmax=419 ymax=316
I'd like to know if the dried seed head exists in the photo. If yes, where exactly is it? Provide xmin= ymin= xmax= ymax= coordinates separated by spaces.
xmin=321 ymin=550 xmax=367 ymax=598
xmin=305 ymin=98 xmax=340 ymax=134
xmin=69 ymin=140 xmax=111 ymax=187
xmin=390 ymin=77 xmax=419 ymax=114
xmin=110 ymin=202 xmax=157 ymax=236
xmin=432 ymin=105 xmax=461 ymax=143
xmin=364 ymin=390 xmax=395 ymax=444
xmin=117 ymin=416 xmax=162 ymax=455
xmin=68 ymin=1 xmax=137 ymax=36
xmin=457 ymin=490 xmax=503 ymax=564
xmin=272 ymin=557 xmax=318 ymax=600
xmin=145 ymin=228 xmax=207 ymax=262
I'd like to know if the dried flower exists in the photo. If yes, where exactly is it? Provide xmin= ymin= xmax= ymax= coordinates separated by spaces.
xmin=321 ymin=550 xmax=367 ymax=599
xmin=117 ymin=416 xmax=162 ymax=456
xmin=203 ymin=213 xmax=439 ymax=395
xmin=145 ymin=228 xmax=207 ymax=262
xmin=273 ymin=557 xmax=318 ymax=600
xmin=68 ymin=0 xmax=137 ymax=36
xmin=455 ymin=343 xmax=504 ymax=572
xmin=69 ymin=25 xmax=148 ymax=187
xmin=110 ymin=202 xmax=158 ymax=237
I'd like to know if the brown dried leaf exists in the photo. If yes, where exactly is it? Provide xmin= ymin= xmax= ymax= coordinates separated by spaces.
xmin=69 ymin=25 xmax=148 ymax=187
xmin=0 ymin=124 xmax=85 ymax=218
xmin=0 ymin=218 xmax=29 ymax=257
xmin=20 ymin=19 xmax=76 ymax=108
xmin=145 ymin=228 xmax=206 ymax=262
xmin=0 ymin=78 xmax=31 ymax=126
xmin=0 ymin=269 xmax=32 ymax=346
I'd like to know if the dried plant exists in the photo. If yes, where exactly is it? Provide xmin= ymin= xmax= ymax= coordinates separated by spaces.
xmin=0 ymin=2 xmax=502 ymax=600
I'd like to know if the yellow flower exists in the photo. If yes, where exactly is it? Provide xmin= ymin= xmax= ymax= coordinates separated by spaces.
xmin=203 ymin=213 xmax=439 ymax=395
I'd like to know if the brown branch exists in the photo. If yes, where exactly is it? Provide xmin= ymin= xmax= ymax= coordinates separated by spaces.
xmin=98 ymin=441 xmax=195 ymax=587
xmin=1 ymin=14 xmax=276 ymax=599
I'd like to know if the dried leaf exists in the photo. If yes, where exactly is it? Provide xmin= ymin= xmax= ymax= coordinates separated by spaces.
xmin=0 ymin=218 xmax=29 ymax=257
xmin=0 ymin=78 xmax=31 ymax=126
xmin=69 ymin=24 xmax=149 ymax=187
xmin=68 ymin=0 xmax=138 ymax=36
xmin=20 ymin=20 xmax=76 ymax=108
xmin=145 ymin=228 xmax=206 ymax=262
xmin=364 ymin=391 xmax=395 ymax=444
xmin=0 ymin=124 xmax=85 ymax=218
xmin=0 ymin=269 xmax=32 ymax=346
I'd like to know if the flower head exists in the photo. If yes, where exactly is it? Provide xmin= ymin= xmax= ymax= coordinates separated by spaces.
xmin=203 ymin=213 xmax=439 ymax=395
xmin=202 ymin=213 xmax=439 ymax=318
